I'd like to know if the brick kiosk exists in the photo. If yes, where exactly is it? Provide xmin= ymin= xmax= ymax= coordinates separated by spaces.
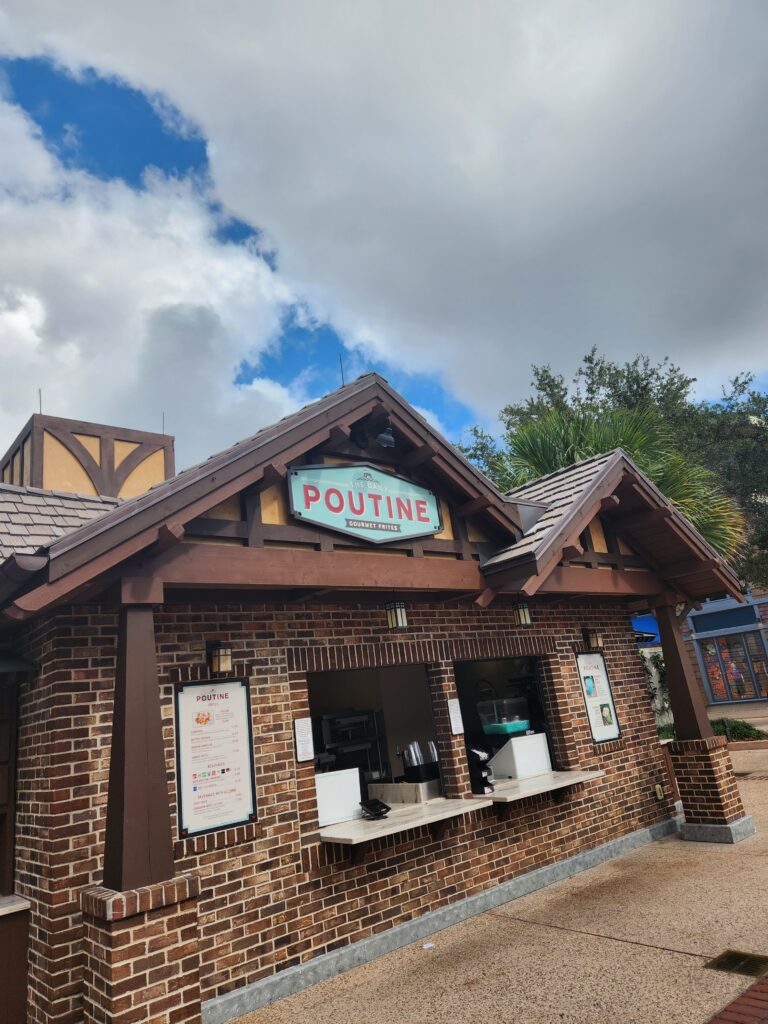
xmin=0 ymin=374 xmax=753 ymax=1024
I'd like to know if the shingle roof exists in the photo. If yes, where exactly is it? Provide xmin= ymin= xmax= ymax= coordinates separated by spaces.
xmin=42 ymin=372 xmax=521 ymax=568
xmin=482 ymin=451 xmax=619 ymax=568
xmin=0 ymin=484 xmax=118 ymax=561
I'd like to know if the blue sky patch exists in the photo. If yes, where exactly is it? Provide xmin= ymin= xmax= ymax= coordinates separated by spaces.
xmin=2 ymin=56 xmax=207 ymax=186
xmin=0 ymin=56 xmax=480 ymax=442
xmin=238 ymin=312 xmax=477 ymax=441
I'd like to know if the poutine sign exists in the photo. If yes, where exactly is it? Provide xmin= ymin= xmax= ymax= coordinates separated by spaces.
xmin=288 ymin=464 xmax=442 ymax=544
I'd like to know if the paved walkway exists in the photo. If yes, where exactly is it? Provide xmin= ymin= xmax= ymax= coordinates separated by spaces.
xmin=731 ymin=747 xmax=768 ymax=778
xmin=237 ymin=780 xmax=768 ymax=1024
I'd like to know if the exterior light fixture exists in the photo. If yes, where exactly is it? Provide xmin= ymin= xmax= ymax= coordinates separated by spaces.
xmin=511 ymin=602 xmax=532 ymax=626
xmin=582 ymin=628 xmax=604 ymax=650
xmin=385 ymin=601 xmax=408 ymax=631
xmin=207 ymin=641 xmax=233 ymax=675
xmin=374 ymin=423 xmax=395 ymax=449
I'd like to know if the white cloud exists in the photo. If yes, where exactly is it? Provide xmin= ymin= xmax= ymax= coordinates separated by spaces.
xmin=0 ymin=97 xmax=299 ymax=468
xmin=2 ymin=0 xmax=768 ymax=432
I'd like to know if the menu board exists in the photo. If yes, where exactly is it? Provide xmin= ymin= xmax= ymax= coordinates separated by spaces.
xmin=576 ymin=652 xmax=621 ymax=743
xmin=175 ymin=679 xmax=257 ymax=837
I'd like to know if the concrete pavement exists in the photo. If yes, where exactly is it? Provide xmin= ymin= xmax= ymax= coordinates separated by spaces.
xmin=235 ymin=780 xmax=768 ymax=1024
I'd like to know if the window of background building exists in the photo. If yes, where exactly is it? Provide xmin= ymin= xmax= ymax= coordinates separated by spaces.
xmin=698 ymin=631 xmax=768 ymax=702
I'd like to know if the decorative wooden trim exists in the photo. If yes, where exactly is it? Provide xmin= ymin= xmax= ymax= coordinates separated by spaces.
xmin=145 ymin=541 xmax=487 ymax=593
xmin=537 ymin=566 xmax=664 ymax=596
xmin=3 ymin=414 xmax=176 ymax=497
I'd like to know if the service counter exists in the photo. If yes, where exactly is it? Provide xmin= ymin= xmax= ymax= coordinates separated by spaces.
xmin=319 ymin=796 xmax=493 ymax=862
xmin=474 ymin=769 xmax=606 ymax=817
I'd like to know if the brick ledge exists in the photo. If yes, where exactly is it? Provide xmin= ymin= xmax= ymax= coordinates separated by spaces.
xmin=669 ymin=736 xmax=728 ymax=753
xmin=81 ymin=872 xmax=201 ymax=922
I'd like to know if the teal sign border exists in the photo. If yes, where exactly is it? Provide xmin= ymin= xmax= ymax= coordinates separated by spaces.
xmin=288 ymin=463 xmax=443 ymax=545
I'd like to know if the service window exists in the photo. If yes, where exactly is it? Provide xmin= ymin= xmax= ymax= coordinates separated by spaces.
xmin=453 ymin=657 xmax=553 ymax=792
xmin=306 ymin=665 xmax=440 ymax=826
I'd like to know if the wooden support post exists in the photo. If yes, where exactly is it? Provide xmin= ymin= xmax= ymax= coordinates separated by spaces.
xmin=103 ymin=605 xmax=175 ymax=891
xmin=654 ymin=602 xmax=713 ymax=741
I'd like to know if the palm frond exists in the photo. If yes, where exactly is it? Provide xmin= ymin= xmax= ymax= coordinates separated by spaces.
xmin=499 ymin=406 xmax=745 ymax=559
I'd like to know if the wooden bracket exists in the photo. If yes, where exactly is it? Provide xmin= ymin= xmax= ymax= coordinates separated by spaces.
xmin=456 ymin=495 xmax=492 ymax=519
xmin=475 ymin=587 xmax=497 ymax=608
xmin=262 ymin=462 xmax=286 ymax=486
xmin=153 ymin=522 xmax=185 ymax=553
xmin=120 ymin=576 xmax=164 ymax=606
xmin=327 ymin=425 xmax=352 ymax=445
xmin=561 ymin=543 xmax=584 ymax=561
xmin=400 ymin=442 xmax=438 ymax=469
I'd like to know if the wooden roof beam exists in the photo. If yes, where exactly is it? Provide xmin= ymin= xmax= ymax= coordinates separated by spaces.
xmin=536 ymin=566 xmax=665 ymax=597
xmin=456 ymin=495 xmax=492 ymax=519
xmin=608 ymin=506 xmax=672 ymax=533
xmin=400 ymin=442 xmax=438 ymax=469
xmin=662 ymin=558 xmax=717 ymax=579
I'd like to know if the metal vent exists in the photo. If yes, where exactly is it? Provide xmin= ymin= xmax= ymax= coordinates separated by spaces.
xmin=705 ymin=950 xmax=768 ymax=977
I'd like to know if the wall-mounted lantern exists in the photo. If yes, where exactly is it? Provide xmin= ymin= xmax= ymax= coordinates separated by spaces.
xmin=385 ymin=601 xmax=408 ymax=632
xmin=207 ymin=641 xmax=233 ymax=675
xmin=582 ymin=627 xmax=604 ymax=650
xmin=511 ymin=602 xmax=532 ymax=626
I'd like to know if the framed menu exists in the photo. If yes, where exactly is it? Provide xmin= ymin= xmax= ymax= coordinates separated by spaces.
xmin=175 ymin=678 xmax=257 ymax=837
xmin=576 ymin=652 xmax=621 ymax=743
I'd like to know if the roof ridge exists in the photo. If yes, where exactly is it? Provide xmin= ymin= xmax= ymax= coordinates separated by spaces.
xmin=505 ymin=448 xmax=620 ymax=496
xmin=137 ymin=372 xmax=390 ymax=494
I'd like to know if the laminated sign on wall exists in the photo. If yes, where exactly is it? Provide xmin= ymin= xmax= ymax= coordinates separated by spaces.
xmin=576 ymin=652 xmax=621 ymax=743
xmin=175 ymin=678 xmax=258 ymax=837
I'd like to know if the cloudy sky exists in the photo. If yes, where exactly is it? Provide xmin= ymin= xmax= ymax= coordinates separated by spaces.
xmin=1 ymin=2 xmax=767 ymax=467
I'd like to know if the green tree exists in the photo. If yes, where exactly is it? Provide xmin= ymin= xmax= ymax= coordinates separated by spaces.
xmin=461 ymin=348 xmax=764 ymax=573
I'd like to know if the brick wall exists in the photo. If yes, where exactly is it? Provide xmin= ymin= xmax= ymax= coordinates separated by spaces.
xmin=15 ymin=596 xmax=677 ymax=1021
xmin=81 ymin=874 xmax=201 ymax=1024
xmin=668 ymin=736 xmax=746 ymax=825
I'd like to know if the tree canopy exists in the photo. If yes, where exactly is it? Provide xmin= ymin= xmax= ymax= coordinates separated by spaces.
xmin=460 ymin=349 xmax=768 ymax=582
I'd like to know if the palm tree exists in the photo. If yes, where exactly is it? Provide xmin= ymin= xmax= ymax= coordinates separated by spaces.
xmin=492 ymin=407 xmax=745 ymax=559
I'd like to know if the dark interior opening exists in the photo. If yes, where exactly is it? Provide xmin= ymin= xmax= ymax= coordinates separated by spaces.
xmin=453 ymin=656 xmax=554 ymax=766
xmin=307 ymin=664 xmax=439 ymax=802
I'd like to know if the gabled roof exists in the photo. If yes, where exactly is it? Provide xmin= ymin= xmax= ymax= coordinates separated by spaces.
xmin=486 ymin=451 xmax=616 ymax=566
xmin=0 ymin=484 xmax=118 ymax=560
xmin=0 ymin=373 xmax=523 ymax=610
xmin=0 ymin=377 xmax=743 ymax=617
xmin=482 ymin=448 xmax=741 ymax=601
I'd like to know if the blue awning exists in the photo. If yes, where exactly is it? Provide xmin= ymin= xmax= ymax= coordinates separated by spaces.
xmin=632 ymin=613 xmax=660 ymax=646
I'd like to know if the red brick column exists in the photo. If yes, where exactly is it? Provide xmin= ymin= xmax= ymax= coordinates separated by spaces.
xmin=426 ymin=662 xmax=471 ymax=798
xmin=80 ymin=873 xmax=201 ymax=1024
xmin=669 ymin=736 xmax=755 ymax=843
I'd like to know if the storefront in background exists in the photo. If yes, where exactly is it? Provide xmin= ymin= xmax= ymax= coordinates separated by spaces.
xmin=683 ymin=593 xmax=768 ymax=705
xmin=0 ymin=373 xmax=755 ymax=1024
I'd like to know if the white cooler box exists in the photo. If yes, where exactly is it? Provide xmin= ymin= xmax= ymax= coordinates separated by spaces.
xmin=489 ymin=733 xmax=551 ymax=780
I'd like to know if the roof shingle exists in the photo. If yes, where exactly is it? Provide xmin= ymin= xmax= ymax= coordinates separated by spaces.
xmin=0 ymin=484 xmax=118 ymax=561
xmin=483 ymin=451 xmax=617 ymax=567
